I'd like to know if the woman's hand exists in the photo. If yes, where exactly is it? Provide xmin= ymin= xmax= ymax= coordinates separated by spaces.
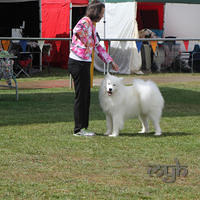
xmin=111 ymin=61 xmax=119 ymax=71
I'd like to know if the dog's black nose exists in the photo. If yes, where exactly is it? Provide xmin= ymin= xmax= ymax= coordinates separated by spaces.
xmin=109 ymin=88 xmax=112 ymax=92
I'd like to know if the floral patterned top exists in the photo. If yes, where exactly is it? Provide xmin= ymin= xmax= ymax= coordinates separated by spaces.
xmin=71 ymin=16 xmax=113 ymax=64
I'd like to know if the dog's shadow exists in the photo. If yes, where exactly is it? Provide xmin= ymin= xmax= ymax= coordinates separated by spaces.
xmin=95 ymin=132 xmax=191 ymax=137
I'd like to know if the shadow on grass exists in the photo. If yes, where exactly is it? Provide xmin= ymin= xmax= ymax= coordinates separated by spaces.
xmin=95 ymin=132 xmax=191 ymax=137
xmin=161 ymin=87 xmax=200 ymax=105
xmin=119 ymin=132 xmax=191 ymax=137
xmin=0 ymin=86 xmax=199 ymax=126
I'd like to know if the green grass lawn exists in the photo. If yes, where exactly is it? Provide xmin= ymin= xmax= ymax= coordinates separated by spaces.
xmin=0 ymin=75 xmax=200 ymax=199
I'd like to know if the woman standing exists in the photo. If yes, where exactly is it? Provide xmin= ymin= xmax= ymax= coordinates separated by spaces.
xmin=68 ymin=0 xmax=119 ymax=136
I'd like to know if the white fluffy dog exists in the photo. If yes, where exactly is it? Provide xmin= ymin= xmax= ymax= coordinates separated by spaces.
xmin=99 ymin=73 xmax=164 ymax=137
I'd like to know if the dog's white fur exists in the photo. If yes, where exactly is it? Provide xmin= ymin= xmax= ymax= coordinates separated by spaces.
xmin=99 ymin=74 xmax=164 ymax=137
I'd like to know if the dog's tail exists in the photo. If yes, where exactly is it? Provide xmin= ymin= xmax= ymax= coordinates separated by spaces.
xmin=133 ymin=79 xmax=164 ymax=113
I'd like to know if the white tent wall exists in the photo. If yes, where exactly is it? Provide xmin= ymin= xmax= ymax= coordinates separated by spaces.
xmin=95 ymin=2 xmax=142 ymax=74
xmin=164 ymin=3 xmax=200 ymax=51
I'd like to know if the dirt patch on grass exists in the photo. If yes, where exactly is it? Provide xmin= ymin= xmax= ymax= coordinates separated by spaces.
xmin=16 ymin=74 xmax=200 ymax=89
xmin=17 ymin=80 xmax=69 ymax=89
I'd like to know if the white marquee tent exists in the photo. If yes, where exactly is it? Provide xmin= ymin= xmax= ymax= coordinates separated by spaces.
xmin=95 ymin=1 xmax=142 ymax=74
xmin=94 ymin=0 xmax=200 ymax=74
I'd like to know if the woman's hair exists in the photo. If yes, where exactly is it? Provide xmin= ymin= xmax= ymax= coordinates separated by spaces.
xmin=86 ymin=0 xmax=105 ymax=22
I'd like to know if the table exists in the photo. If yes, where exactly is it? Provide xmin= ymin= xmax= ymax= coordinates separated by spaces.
xmin=0 ymin=52 xmax=18 ymax=100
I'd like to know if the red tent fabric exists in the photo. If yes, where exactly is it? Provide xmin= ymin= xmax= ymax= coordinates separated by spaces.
xmin=41 ymin=0 xmax=89 ymax=69
xmin=137 ymin=2 xmax=164 ymax=31
xmin=71 ymin=0 xmax=88 ymax=5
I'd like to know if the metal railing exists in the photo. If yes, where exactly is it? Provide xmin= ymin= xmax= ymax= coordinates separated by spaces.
xmin=0 ymin=37 xmax=200 ymax=41
xmin=1 ymin=36 xmax=200 ymax=74
xmin=1 ymin=37 xmax=199 ymax=91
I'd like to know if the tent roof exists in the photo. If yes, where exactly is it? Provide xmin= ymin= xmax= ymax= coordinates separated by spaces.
xmin=0 ymin=0 xmax=38 ymax=2
xmin=103 ymin=0 xmax=200 ymax=3
xmin=136 ymin=0 xmax=200 ymax=3
xmin=2 ymin=0 xmax=199 ymax=4
xmin=0 ymin=0 xmax=88 ymax=3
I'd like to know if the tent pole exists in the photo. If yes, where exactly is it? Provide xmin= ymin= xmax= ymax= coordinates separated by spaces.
xmin=39 ymin=0 xmax=42 ymax=71
xmin=69 ymin=2 xmax=73 ymax=88
xmin=103 ymin=0 xmax=107 ymax=74
xmin=163 ymin=3 xmax=166 ymax=37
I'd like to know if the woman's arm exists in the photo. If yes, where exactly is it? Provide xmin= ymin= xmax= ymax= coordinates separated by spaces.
xmin=95 ymin=44 xmax=119 ymax=71
xmin=73 ymin=20 xmax=90 ymax=47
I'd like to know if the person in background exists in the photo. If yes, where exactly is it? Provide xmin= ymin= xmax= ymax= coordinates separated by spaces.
xmin=68 ymin=0 xmax=119 ymax=136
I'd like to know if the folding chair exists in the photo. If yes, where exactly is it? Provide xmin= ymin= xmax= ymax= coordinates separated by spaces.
xmin=15 ymin=40 xmax=32 ymax=77
xmin=42 ymin=43 xmax=52 ymax=73
xmin=15 ymin=53 xmax=32 ymax=77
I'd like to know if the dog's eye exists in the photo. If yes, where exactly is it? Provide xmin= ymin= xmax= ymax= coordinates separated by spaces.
xmin=113 ymin=84 xmax=116 ymax=86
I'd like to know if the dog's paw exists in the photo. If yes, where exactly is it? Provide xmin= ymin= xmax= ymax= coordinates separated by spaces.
xmin=104 ymin=131 xmax=112 ymax=136
xmin=138 ymin=130 xmax=145 ymax=134
xmin=109 ymin=134 xmax=118 ymax=137
xmin=154 ymin=132 xmax=162 ymax=136
xmin=109 ymin=132 xmax=119 ymax=137
xmin=138 ymin=128 xmax=149 ymax=134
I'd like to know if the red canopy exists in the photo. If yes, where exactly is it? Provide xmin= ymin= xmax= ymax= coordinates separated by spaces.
xmin=137 ymin=2 xmax=164 ymax=31
xmin=41 ymin=0 xmax=89 ymax=68
xmin=71 ymin=0 xmax=88 ymax=5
